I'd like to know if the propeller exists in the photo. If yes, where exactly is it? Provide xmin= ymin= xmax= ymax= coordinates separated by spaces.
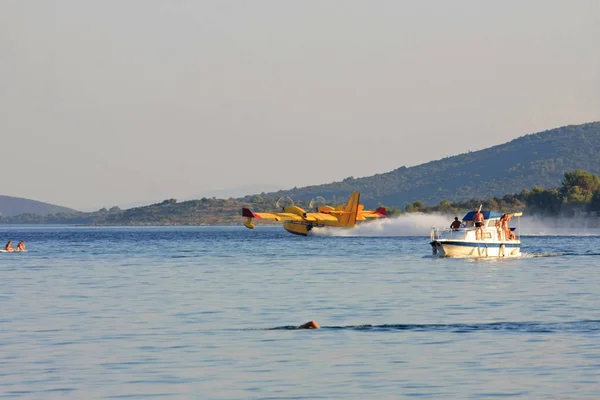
xmin=275 ymin=197 xmax=295 ymax=210
xmin=308 ymin=196 xmax=327 ymax=211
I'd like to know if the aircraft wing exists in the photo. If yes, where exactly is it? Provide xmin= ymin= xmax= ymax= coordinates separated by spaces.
xmin=304 ymin=212 xmax=340 ymax=222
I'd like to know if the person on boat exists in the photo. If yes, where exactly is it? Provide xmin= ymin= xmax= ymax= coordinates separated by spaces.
xmin=16 ymin=241 xmax=26 ymax=252
xmin=498 ymin=214 xmax=513 ymax=240
xmin=496 ymin=215 xmax=505 ymax=240
xmin=450 ymin=217 xmax=461 ymax=230
xmin=4 ymin=241 xmax=16 ymax=252
xmin=297 ymin=320 xmax=320 ymax=329
xmin=508 ymin=229 xmax=515 ymax=240
xmin=473 ymin=209 xmax=485 ymax=240
xmin=502 ymin=215 xmax=516 ymax=240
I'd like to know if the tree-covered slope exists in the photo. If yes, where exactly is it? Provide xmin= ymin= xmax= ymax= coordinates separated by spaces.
xmin=265 ymin=122 xmax=600 ymax=208
xmin=3 ymin=170 xmax=600 ymax=226
xmin=0 ymin=197 xmax=281 ymax=225
xmin=0 ymin=195 xmax=77 ymax=217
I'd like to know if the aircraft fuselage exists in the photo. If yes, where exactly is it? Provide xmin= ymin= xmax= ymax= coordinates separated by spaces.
xmin=283 ymin=221 xmax=313 ymax=236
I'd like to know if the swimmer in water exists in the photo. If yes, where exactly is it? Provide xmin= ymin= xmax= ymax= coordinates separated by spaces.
xmin=4 ymin=241 xmax=16 ymax=252
xmin=297 ymin=320 xmax=320 ymax=329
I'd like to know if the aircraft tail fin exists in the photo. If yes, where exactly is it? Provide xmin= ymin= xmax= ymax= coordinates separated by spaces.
xmin=375 ymin=207 xmax=387 ymax=217
xmin=242 ymin=208 xmax=256 ymax=218
xmin=337 ymin=192 xmax=360 ymax=227
xmin=241 ymin=208 xmax=256 ymax=229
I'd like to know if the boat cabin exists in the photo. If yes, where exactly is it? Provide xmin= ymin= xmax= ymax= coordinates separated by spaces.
xmin=440 ymin=210 xmax=520 ymax=240
xmin=430 ymin=210 xmax=522 ymax=257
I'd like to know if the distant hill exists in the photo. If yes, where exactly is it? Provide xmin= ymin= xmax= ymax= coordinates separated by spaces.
xmin=3 ymin=122 xmax=600 ymax=226
xmin=0 ymin=197 xmax=277 ymax=226
xmin=263 ymin=122 xmax=600 ymax=208
xmin=0 ymin=195 xmax=77 ymax=217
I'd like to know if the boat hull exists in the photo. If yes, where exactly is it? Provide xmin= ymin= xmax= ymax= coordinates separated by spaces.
xmin=431 ymin=240 xmax=521 ymax=258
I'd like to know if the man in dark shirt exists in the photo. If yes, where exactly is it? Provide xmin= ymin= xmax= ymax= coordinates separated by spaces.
xmin=450 ymin=217 xmax=461 ymax=230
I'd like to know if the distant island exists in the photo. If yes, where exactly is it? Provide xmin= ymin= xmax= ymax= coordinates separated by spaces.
xmin=1 ymin=122 xmax=600 ymax=226
xmin=0 ymin=195 xmax=77 ymax=217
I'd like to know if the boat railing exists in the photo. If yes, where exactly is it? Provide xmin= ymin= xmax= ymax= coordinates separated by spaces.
xmin=431 ymin=227 xmax=520 ymax=242
xmin=430 ymin=227 xmax=458 ymax=240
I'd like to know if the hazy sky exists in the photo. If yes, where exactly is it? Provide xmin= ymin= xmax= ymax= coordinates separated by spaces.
xmin=1 ymin=1 xmax=599 ymax=210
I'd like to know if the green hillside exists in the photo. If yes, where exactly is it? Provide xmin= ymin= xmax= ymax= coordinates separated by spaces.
xmin=2 ymin=122 xmax=600 ymax=226
xmin=264 ymin=122 xmax=600 ymax=208
xmin=2 ymin=170 xmax=600 ymax=226
xmin=0 ymin=195 xmax=77 ymax=217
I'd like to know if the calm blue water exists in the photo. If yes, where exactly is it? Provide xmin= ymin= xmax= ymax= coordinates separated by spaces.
xmin=1 ymin=225 xmax=600 ymax=399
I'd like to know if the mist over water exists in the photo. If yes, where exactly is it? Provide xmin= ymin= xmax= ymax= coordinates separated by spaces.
xmin=313 ymin=213 xmax=451 ymax=236
xmin=521 ymin=216 xmax=600 ymax=236
xmin=314 ymin=213 xmax=600 ymax=237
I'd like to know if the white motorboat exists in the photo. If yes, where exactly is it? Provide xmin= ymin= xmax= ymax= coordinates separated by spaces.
xmin=430 ymin=210 xmax=522 ymax=258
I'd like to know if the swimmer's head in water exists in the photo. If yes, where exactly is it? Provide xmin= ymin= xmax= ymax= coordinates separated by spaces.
xmin=297 ymin=320 xmax=320 ymax=329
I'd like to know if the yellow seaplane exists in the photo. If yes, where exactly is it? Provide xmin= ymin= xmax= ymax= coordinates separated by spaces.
xmin=241 ymin=192 xmax=387 ymax=236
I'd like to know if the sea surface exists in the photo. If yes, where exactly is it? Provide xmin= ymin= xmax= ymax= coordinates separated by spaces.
xmin=1 ymin=222 xmax=600 ymax=399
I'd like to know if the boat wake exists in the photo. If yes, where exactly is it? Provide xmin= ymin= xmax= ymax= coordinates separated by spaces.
xmin=519 ymin=252 xmax=565 ymax=258
xmin=521 ymin=252 xmax=600 ymax=257
xmin=424 ymin=252 xmax=597 ymax=259
xmin=265 ymin=320 xmax=600 ymax=333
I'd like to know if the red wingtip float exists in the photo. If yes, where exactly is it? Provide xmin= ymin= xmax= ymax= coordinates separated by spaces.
xmin=241 ymin=192 xmax=387 ymax=236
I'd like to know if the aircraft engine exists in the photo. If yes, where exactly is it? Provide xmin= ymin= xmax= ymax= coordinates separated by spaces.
xmin=284 ymin=205 xmax=306 ymax=216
